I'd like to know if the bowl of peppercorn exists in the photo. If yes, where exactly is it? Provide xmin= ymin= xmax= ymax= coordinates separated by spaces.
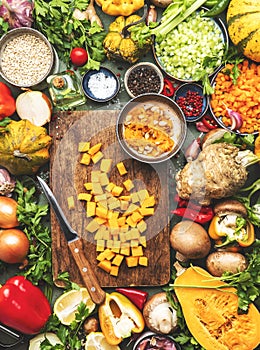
xmin=124 ymin=62 xmax=164 ymax=98
xmin=174 ymin=83 xmax=209 ymax=122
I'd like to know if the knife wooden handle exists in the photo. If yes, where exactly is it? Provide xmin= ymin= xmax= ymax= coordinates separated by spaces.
xmin=68 ymin=239 xmax=106 ymax=305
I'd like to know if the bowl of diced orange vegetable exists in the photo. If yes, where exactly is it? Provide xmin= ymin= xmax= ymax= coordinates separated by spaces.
xmin=209 ymin=59 xmax=260 ymax=135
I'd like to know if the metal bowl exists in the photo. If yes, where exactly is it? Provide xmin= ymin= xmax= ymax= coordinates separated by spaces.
xmin=133 ymin=331 xmax=181 ymax=350
xmin=174 ymin=82 xmax=209 ymax=122
xmin=116 ymin=93 xmax=187 ymax=164
xmin=82 ymin=67 xmax=120 ymax=103
xmin=152 ymin=10 xmax=228 ymax=83
xmin=124 ymin=62 xmax=164 ymax=98
xmin=0 ymin=27 xmax=54 ymax=88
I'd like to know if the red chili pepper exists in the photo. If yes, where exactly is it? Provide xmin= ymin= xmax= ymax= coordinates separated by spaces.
xmin=201 ymin=115 xmax=218 ymax=130
xmin=162 ymin=78 xmax=175 ymax=97
xmin=115 ymin=287 xmax=148 ymax=310
xmin=171 ymin=207 xmax=214 ymax=224
xmin=196 ymin=121 xmax=211 ymax=133
xmin=0 ymin=276 xmax=51 ymax=334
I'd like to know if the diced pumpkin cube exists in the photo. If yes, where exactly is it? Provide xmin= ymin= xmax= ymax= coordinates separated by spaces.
xmin=131 ymin=192 xmax=139 ymax=203
xmin=110 ymin=265 xmax=119 ymax=277
xmin=80 ymin=153 xmax=91 ymax=165
xmin=97 ymin=200 xmax=108 ymax=209
xmin=139 ymin=236 xmax=147 ymax=248
xmin=96 ymin=239 xmax=105 ymax=251
xmin=142 ymin=196 xmax=155 ymax=208
xmin=94 ymin=194 xmax=107 ymax=202
xmin=112 ymin=254 xmax=124 ymax=266
xmin=78 ymin=193 xmax=92 ymax=201
xmin=108 ymin=199 xmax=120 ymax=210
xmin=88 ymin=143 xmax=102 ymax=155
xmin=117 ymin=216 xmax=126 ymax=227
xmin=99 ymin=173 xmax=110 ymax=187
xmin=96 ymin=206 xmax=108 ymax=219
xmin=110 ymin=227 xmax=120 ymax=236
xmin=139 ymin=207 xmax=154 ymax=216
xmin=125 ymin=216 xmax=137 ymax=228
xmin=86 ymin=201 xmax=96 ymax=217
xmin=120 ymin=246 xmax=130 ymax=256
xmin=123 ymin=179 xmax=134 ymax=191
xmin=94 ymin=229 xmax=104 ymax=240
xmin=130 ymin=211 xmax=143 ymax=224
xmin=129 ymin=228 xmax=140 ymax=240
xmin=67 ymin=196 xmax=75 ymax=210
xmin=92 ymin=183 xmax=103 ymax=195
xmin=125 ymin=256 xmax=138 ymax=267
xmin=123 ymin=203 xmax=139 ymax=216
xmin=116 ymin=162 xmax=127 ymax=175
xmin=119 ymin=195 xmax=131 ymax=201
xmin=92 ymin=151 xmax=104 ymax=164
xmin=84 ymin=182 xmax=93 ymax=191
xmin=102 ymin=230 xmax=110 ymax=241
xmin=97 ymin=259 xmax=111 ymax=273
xmin=108 ymin=218 xmax=119 ymax=229
xmin=120 ymin=225 xmax=129 ymax=233
xmin=78 ymin=141 xmax=90 ymax=152
xmin=100 ymin=158 xmax=113 ymax=173
xmin=105 ymin=182 xmax=116 ymax=192
xmin=139 ymin=256 xmax=148 ymax=266
xmin=137 ymin=220 xmax=147 ymax=233
xmin=130 ymin=239 xmax=139 ymax=247
xmin=86 ymin=219 xmax=100 ymax=233
xmin=131 ymin=245 xmax=143 ymax=256
xmin=94 ymin=217 xmax=107 ymax=225
xmin=137 ymin=189 xmax=149 ymax=203
xmin=111 ymin=185 xmax=124 ymax=197
xmin=120 ymin=200 xmax=129 ymax=211
xmin=91 ymin=170 xmax=101 ymax=183
xmin=96 ymin=248 xmax=115 ymax=261
xmin=111 ymin=247 xmax=120 ymax=254
xmin=106 ymin=240 xmax=114 ymax=249
xmin=119 ymin=232 xmax=126 ymax=242
xmin=125 ymin=231 xmax=132 ymax=241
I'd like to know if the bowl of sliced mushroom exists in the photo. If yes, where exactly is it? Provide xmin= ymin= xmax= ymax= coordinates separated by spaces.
xmin=0 ymin=28 xmax=54 ymax=88
xmin=116 ymin=93 xmax=187 ymax=163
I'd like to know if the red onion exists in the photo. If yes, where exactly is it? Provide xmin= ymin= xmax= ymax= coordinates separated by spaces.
xmin=0 ymin=0 xmax=33 ymax=29
xmin=0 ymin=168 xmax=16 ymax=197
xmin=184 ymin=135 xmax=203 ymax=162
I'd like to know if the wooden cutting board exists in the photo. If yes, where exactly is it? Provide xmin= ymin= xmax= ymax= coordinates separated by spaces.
xmin=49 ymin=110 xmax=171 ymax=288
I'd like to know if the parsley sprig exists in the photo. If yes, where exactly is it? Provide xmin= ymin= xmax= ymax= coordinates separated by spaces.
xmin=33 ymin=0 xmax=106 ymax=70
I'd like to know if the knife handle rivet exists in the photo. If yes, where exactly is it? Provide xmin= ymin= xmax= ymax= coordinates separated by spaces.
xmin=74 ymin=248 xmax=79 ymax=253
xmin=82 ymin=267 xmax=88 ymax=272
xmin=91 ymin=287 xmax=96 ymax=292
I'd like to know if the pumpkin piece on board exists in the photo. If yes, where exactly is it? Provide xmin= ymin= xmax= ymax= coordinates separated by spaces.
xmin=174 ymin=266 xmax=260 ymax=350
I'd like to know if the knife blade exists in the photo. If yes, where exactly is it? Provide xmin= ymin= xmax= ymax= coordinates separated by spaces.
xmin=37 ymin=176 xmax=106 ymax=305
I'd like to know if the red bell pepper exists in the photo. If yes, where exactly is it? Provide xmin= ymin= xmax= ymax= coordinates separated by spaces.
xmin=0 ymin=82 xmax=16 ymax=120
xmin=201 ymin=115 xmax=218 ymax=130
xmin=171 ymin=207 xmax=214 ymax=224
xmin=115 ymin=287 xmax=148 ymax=310
xmin=162 ymin=78 xmax=176 ymax=97
xmin=0 ymin=276 xmax=51 ymax=334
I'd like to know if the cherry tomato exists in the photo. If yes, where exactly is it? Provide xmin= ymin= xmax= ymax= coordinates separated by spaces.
xmin=70 ymin=48 xmax=88 ymax=67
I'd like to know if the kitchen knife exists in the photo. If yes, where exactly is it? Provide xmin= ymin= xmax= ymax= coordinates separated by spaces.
xmin=37 ymin=176 xmax=106 ymax=305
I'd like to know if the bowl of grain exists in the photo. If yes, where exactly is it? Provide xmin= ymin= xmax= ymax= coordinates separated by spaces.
xmin=116 ymin=93 xmax=187 ymax=163
xmin=0 ymin=28 xmax=54 ymax=88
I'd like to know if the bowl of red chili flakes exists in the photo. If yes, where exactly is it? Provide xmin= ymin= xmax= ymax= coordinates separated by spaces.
xmin=174 ymin=83 xmax=209 ymax=123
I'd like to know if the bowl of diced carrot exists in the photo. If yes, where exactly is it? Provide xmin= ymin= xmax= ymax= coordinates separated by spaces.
xmin=209 ymin=59 xmax=260 ymax=135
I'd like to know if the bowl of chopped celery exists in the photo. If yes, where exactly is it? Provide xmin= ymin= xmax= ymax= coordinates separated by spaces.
xmin=152 ymin=8 xmax=228 ymax=83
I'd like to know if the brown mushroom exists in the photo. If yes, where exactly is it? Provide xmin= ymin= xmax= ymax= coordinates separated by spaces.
xmin=83 ymin=316 xmax=99 ymax=334
xmin=170 ymin=220 xmax=211 ymax=262
xmin=142 ymin=292 xmax=178 ymax=334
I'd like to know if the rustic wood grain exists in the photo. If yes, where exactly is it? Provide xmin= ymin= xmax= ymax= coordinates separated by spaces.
xmin=49 ymin=110 xmax=171 ymax=288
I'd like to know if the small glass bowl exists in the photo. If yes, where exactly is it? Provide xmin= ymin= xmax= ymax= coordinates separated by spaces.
xmin=174 ymin=83 xmax=209 ymax=122
xmin=82 ymin=67 xmax=120 ymax=102
xmin=124 ymin=62 xmax=164 ymax=98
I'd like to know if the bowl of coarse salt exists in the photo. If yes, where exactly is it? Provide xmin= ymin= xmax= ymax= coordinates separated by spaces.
xmin=82 ymin=67 xmax=120 ymax=103
xmin=0 ymin=27 xmax=54 ymax=88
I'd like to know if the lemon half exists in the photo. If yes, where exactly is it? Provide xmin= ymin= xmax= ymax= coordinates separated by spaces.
xmin=53 ymin=288 xmax=96 ymax=325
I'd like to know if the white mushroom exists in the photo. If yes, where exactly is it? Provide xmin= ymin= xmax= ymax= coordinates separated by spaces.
xmin=142 ymin=292 xmax=178 ymax=334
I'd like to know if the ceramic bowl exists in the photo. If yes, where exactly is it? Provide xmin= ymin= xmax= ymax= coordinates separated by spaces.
xmin=133 ymin=331 xmax=181 ymax=350
xmin=82 ymin=67 xmax=120 ymax=102
xmin=174 ymin=83 xmax=209 ymax=122
xmin=124 ymin=62 xmax=164 ymax=98
xmin=152 ymin=12 xmax=228 ymax=83
xmin=116 ymin=93 xmax=187 ymax=163
xmin=0 ymin=27 xmax=54 ymax=88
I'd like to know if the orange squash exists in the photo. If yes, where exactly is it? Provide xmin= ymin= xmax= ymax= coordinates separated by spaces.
xmin=174 ymin=267 xmax=260 ymax=350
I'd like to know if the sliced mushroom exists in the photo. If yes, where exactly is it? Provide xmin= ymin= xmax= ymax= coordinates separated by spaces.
xmin=143 ymin=292 xmax=178 ymax=334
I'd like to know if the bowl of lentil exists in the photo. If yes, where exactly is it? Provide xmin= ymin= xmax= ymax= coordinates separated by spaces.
xmin=152 ymin=9 xmax=228 ymax=83
xmin=82 ymin=66 xmax=120 ymax=103
xmin=124 ymin=62 xmax=164 ymax=98
xmin=0 ymin=28 xmax=54 ymax=88
xmin=116 ymin=93 xmax=187 ymax=163
xmin=174 ymin=83 xmax=209 ymax=122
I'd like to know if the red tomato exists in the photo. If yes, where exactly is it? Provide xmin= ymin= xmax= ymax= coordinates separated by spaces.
xmin=70 ymin=48 xmax=88 ymax=66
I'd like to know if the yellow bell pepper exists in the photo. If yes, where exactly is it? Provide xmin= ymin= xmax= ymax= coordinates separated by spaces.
xmin=98 ymin=292 xmax=145 ymax=345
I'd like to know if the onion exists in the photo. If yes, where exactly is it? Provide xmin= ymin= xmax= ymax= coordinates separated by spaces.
xmin=0 ymin=197 xmax=19 ymax=228
xmin=16 ymin=90 xmax=52 ymax=127
xmin=0 ymin=228 xmax=29 ymax=265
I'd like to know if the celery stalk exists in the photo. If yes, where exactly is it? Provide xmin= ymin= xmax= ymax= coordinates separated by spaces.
xmin=152 ymin=0 xmax=208 ymax=37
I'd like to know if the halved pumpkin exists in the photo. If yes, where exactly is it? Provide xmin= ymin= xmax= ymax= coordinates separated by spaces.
xmin=174 ymin=267 xmax=260 ymax=350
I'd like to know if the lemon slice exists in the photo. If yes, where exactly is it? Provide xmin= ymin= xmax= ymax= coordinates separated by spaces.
xmin=54 ymin=288 xmax=96 ymax=325
xmin=29 ymin=333 xmax=62 ymax=349
xmin=85 ymin=332 xmax=121 ymax=350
